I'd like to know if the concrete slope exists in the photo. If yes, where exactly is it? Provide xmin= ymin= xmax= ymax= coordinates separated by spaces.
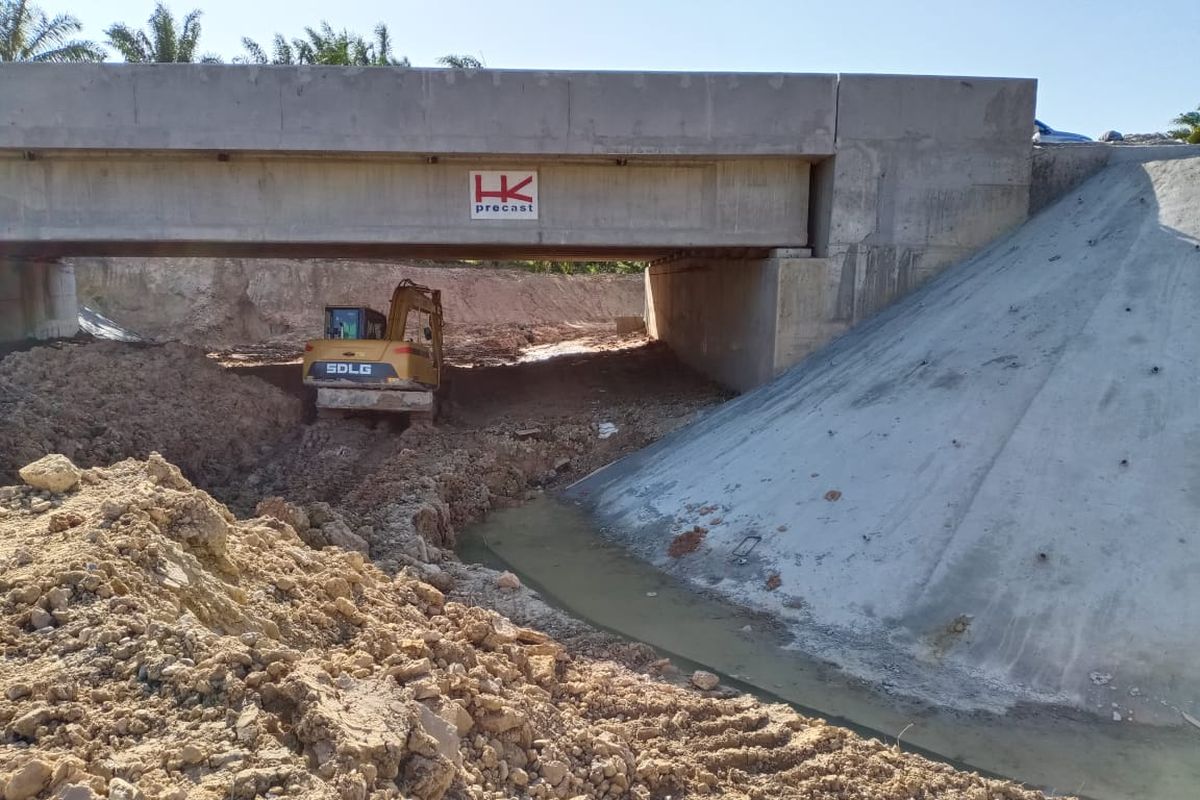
xmin=572 ymin=156 xmax=1200 ymax=721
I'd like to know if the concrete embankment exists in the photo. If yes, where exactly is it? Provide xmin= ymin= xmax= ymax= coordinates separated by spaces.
xmin=573 ymin=156 xmax=1200 ymax=723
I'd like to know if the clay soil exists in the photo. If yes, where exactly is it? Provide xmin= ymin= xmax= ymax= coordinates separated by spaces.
xmin=0 ymin=336 xmax=1056 ymax=799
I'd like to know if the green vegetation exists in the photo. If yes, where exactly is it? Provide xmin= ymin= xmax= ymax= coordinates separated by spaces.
xmin=239 ymin=22 xmax=408 ymax=66
xmin=105 ymin=2 xmax=218 ymax=63
xmin=0 ymin=0 xmax=103 ymax=62
xmin=2 ymin=0 xmax=483 ymax=66
xmin=437 ymin=54 xmax=484 ymax=69
xmin=507 ymin=261 xmax=645 ymax=275
xmin=1168 ymin=107 xmax=1200 ymax=144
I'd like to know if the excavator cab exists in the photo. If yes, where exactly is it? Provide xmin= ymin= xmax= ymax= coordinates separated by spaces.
xmin=323 ymin=307 xmax=387 ymax=341
xmin=302 ymin=280 xmax=445 ymax=418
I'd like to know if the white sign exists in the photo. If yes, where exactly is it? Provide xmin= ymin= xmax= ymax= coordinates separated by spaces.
xmin=470 ymin=170 xmax=538 ymax=220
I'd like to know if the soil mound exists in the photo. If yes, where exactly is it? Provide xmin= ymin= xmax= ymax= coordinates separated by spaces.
xmin=0 ymin=454 xmax=1048 ymax=800
xmin=0 ymin=342 xmax=300 ymax=488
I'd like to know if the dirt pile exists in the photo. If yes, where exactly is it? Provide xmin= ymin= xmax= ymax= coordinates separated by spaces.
xmin=224 ymin=346 xmax=728 ymax=573
xmin=0 ymin=454 xmax=1051 ymax=800
xmin=442 ymin=322 xmax=641 ymax=367
xmin=0 ymin=342 xmax=300 ymax=488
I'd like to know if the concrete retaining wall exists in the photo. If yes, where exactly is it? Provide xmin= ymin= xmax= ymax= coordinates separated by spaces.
xmin=773 ymin=257 xmax=850 ymax=370
xmin=825 ymin=75 xmax=1036 ymax=321
xmin=1030 ymin=144 xmax=1113 ymax=214
xmin=1030 ymin=142 xmax=1200 ymax=215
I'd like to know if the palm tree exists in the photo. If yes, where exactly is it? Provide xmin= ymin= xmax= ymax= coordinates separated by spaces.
xmin=368 ymin=23 xmax=406 ymax=66
xmin=437 ymin=54 xmax=483 ymax=69
xmin=1168 ymin=107 xmax=1200 ymax=145
xmin=0 ymin=0 xmax=104 ymax=62
xmin=239 ymin=22 xmax=409 ymax=66
xmin=105 ymin=2 xmax=219 ymax=63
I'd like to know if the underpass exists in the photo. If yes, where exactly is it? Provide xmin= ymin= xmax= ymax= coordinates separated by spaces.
xmin=1 ymin=64 xmax=1035 ymax=389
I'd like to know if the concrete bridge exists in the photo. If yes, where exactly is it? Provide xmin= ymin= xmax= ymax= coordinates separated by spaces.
xmin=0 ymin=65 xmax=1036 ymax=388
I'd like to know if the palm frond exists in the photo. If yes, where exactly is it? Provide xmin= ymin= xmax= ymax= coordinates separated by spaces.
xmin=30 ymin=40 xmax=105 ymax=62
xmin=437 ymin=54 xmax=483 ymax=69
xmin=238 ymin=36 xmax=267 ymax=65
xmin=271 ymin=34 xmax=293 ymax=65
xmin=176 ymin=8 xmax=202 ymax=62
xmin=104 ymin=23 xmax=150 ymax=62
xmin=1169 ymin=109 xmax=1200 ymax=128
xmin=1 ymin=0 xmax=101 ymax=62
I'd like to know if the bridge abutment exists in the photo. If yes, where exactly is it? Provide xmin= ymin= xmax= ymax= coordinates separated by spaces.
xmin=0 ymin=259 xmax=78 ymax=345
xmin=646 ymin=249 xmax=846 ymax=392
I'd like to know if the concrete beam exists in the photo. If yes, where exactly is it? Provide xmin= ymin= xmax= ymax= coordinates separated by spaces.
xmin=0 ymin=65 xmax=839 ymax=157
xmin=0 ymin=155 xmax=811 ymax=256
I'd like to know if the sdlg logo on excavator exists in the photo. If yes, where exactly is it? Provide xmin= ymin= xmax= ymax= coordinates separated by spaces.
xmin=326 ymin=362 xmax=373 ymax=375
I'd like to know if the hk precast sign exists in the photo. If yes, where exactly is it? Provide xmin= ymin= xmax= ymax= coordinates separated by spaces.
xmin=470 ymin=171 xmax=538 ymax=220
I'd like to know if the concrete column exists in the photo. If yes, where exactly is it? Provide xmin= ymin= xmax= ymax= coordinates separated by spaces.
xmin=0 ymin=259 xmax=79 ymax=344
xmin=0 ymin=260 xmax=23 ymax=342
xmin=42 ymin=261 xmax=79 ymax=339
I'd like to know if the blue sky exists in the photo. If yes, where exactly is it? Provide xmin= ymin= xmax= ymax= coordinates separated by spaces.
xmin=68 ymin=0 xmax=1197 ymax=137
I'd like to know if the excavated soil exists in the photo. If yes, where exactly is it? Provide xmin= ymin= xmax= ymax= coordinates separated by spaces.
xmin=0 ymin=342 xmax=301 ymax=488
xmin=0 ymin=454 xmax=1051 ymax=800
xmin=220 ymin=343 xmax=730 ymax=585
xmin=0 ymin=338 xmax=723 ymax=570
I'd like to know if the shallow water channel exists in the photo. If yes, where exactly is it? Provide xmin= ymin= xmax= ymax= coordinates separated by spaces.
xmin=461 ymin=496 xmax=1200 ymax=800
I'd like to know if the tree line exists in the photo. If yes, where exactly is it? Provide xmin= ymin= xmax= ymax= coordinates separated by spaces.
xmin=0 ymin=0 xmax=483 ymax=67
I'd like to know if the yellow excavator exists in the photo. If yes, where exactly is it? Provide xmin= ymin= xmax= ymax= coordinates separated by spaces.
xmin=302 ymin=280 xmax=445 ymax=419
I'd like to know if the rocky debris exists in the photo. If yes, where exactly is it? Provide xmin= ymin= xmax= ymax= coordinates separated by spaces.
xmin=256 ymin=498 xmax=370 ymax=555
xmin=18 ymin=454 xmax=82 ymax=494
xmin=690 ymin=670 xmax=721 ymax=691
xmin=1118 ymin=132 xmax=1185 ymax=144
xmin=496 ymin=572 xmax=522 ymax=591
xmin=0 ymin=342 xmax=301 ymax=488
xmin=225 ymin=345 xmax=729 ymax=573
xmin=0 ymin=455 xmax=1051 ymax=800
xmin=2 ymin=758 xmax=50 ymax=800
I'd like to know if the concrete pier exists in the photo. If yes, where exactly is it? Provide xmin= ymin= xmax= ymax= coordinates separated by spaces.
xmin=0 ymin=260 xmax=78 ymax=343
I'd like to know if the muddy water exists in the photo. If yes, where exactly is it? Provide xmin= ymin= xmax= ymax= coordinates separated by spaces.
xmin=461 ymin=496 xmax=1200 ymax=800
